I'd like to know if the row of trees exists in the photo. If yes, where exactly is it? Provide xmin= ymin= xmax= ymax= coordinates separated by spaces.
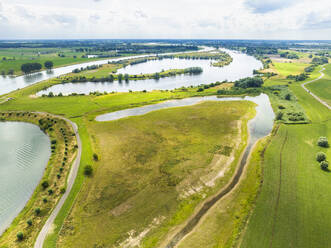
xmin=234 ymin=77 xmax=264 ymax=88
xmin=316 ymin=137 xmax=329 ymax=171
xmin=286 ymin=73 xmax=308 ymax=82
xmin=21 ymin=61 xmax=53 ymax=74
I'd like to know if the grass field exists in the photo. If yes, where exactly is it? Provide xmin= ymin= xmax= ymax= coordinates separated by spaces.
xmin=0 ymin=46 xmax=330 ymax=248
xmin=263 ymin=62 xmax=312 ymax=86
xmin=0 ymin=79 xmax=256 ymax=248
xmin=177 ymin=136 xmax=269 ymax=248
xmin=306 ymin=64 xmax=331 ymax=106
xmin=55 ymin=101 xmax=255 ymax=248
xmin=241 ymin=56 xmax=331 ymax=247
xmin=0 ymin=48 xmax=127 ymax=76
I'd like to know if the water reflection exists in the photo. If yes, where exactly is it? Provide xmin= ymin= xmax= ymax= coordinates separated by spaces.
xmin=38 ymin=50 xmax=262 ymax=96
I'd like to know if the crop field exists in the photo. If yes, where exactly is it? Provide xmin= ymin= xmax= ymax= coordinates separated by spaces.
xmin=55 ymin=101 xmax=255 ymax=248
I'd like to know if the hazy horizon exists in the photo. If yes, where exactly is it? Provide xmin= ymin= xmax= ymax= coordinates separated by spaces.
xmin=1 ymin=0 xmax=331 ymax=40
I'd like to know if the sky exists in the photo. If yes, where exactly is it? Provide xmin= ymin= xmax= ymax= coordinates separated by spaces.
xmin=1 ymin=0 xmax=331 ymax=40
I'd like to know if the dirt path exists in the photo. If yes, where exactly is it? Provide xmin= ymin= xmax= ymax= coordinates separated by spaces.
xmin=165 ymin=130 xmax=263 ymax=248
xmin=269 ymin=131 xmax=288 ymax=248
xmin=301 ymin=66 xmax=331 ymax=110
xmin=34 ymin=114 xmax=82 ymax=248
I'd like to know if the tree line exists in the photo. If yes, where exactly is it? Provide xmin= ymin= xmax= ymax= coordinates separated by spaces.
xmin=21 ymin=61 xmax=53 ymax=74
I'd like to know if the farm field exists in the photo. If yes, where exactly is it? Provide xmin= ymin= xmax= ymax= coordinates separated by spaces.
xmin=241 ymin=56 xmax=331 ymax=248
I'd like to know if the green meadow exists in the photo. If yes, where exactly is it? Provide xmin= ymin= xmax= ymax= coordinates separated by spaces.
xmin=241 ymin=57 xmax=331 ymax=248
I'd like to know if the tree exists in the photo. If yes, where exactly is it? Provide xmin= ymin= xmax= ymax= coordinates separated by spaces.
xmin=41 ymin=180 xmax=49 ymax=189
xmin=21 ymin=63 xmax=42 ymax=74
xmin=320 ymin=161 xmax=329 ymax=171
xmin=124 ymin=74 xmax=129 ymax=82
xmin=153 ymin=72 xmax=160 ymax=79
xmin=316 ymin=152 xmax=326 ymax=162
xmin=35 ymin=208 xmax=41 ymax=215
xmin=118 ymin=74 xmax=123 ymax=82
xmin=84 ymin=165 xmax=93 ymax=176
xmin=276 ymin=111 xmax=283 ymax=120
xmin=8 ymin=69 xmax=14 ymax=75
xmin=285 ymin=94 xmax=291 ymax=100
xmin=317 ymin=137 xmax=329 ymax=148
xmin=93 ymin=153 xmax=99 ymax=161
xmin=17 ymin=232 xmax=24 ymax=241
xmin=234 ymin=77 xmax=264 ymax=88
xmin=27 ymin=219 xmax=32 ymax=226
xmin=44 ymin=61 xmax=54 ymax=70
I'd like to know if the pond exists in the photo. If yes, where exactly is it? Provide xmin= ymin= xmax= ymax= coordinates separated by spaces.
xmin=0 ymin=122 xmax=51 ymax=234
xmin=37 ymin=49 xmax=262 ymax=96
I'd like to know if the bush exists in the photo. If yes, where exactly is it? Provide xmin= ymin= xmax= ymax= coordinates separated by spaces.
xmin=27 ymin=219 xmax=32 ymax=226
xmin=316 ymin=152 xmax=327 ymax=162
xmin=234 ymin=77 xmax=263 ymax=88
xmin=317 ymin=137 xmax=329 ymax=147
xmin=93 ymin=153 xmax=99 ymax=161
xmin=44 ymin=61 xmax=54 ymax=69
xmin=276 ymin=111 xmax=283 ymax=120
xmin=285 ymin=94 xmax=291 ymax=100
xmin=17 ymin=232 xmax=24 ymax=241
xmin=320 ymin=161 xmax=329 ymax=171
xmin=35 ymin=208 xmax=41 ymax=215
xmin=41 ymin=180 xmax=49 ymax=189
xmin=84 ymin=165 xmax=93 ymax=176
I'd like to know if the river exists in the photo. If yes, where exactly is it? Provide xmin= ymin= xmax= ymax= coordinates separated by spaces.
xmin=37 ymin=49 xmax=262 ymax=95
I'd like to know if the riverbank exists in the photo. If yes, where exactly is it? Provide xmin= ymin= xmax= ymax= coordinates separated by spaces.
xmin=0 ymin=112 xmax=78 ymax=248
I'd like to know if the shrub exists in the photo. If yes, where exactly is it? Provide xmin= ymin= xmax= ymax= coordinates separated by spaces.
xmin=316 ymin=152 xmax=327 ymax=162
xmin=35 ymin=208 xmax=41 ymax=215
xmin=60 ymin=188 xmax=66 ymax=194
xmin=17 ymin=232 xmax=24 ymax=241
xmin=317 ymin=137 xmax=329 ymax=147
xmin=41 ymin=180 xmax=49 ymax=189
xmin=44 ymin=61 xmax=54 ymax=69
xmin=43 ymin=198 xmax=48 ymax=203
xmin=84 ymin=165 xmax=93 ymax=176
xmin=48 ymin=189 xmax=53 ymax=195
xmin=93 ymin=153 xmax=99 ymax=161
xmin=234 ymin=77 xmax=264 ymax=88
xmin=320 ymin=161 xmax=329 ymax=171
xmin=276 ymin=111 xmax=283 ymax=120
xmin=285 ymin=94 xmax=291 ymax=100
xmin=27 ymin=219 xmax=32 ymax=226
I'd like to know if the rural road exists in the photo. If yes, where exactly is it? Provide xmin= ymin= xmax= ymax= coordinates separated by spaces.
xmin=34 ymin=114 xmax=82 ymax=248
xmin=302 ymin=66 xmax=331 ymax=110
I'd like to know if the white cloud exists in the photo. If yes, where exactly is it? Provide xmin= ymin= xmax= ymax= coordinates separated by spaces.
xmin=0 ymin=0 xmax=331 ymax=39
